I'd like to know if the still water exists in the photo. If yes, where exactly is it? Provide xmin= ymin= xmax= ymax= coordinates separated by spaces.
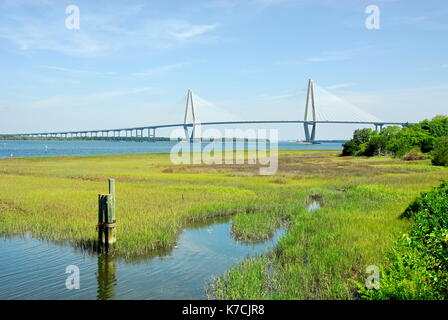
xmin=307 ymin=201 xmax=322 ymax=212
xmin=0 ymin=140 xmax=342 ymax=159
xmin=0 ymin=218 xmax=284 ymax=300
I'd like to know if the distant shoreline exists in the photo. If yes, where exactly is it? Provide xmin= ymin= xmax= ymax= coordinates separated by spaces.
xmin=0 ymin=135 xmax=346 ymax=143
xmin=0 ymin=135 xmax=173 ymax=142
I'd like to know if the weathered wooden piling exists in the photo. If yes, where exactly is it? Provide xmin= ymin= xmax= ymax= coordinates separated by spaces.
xmin=97 ymin=179 xmax=116 ymax=248
xmin=107 ymin=179 xmax=116 ymax=245
xmin=97 ymin=254 xmax=117 ymax=300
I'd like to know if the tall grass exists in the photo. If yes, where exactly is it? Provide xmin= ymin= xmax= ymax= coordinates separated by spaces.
xmin=359 ymin=182 xmax=448 ymax=299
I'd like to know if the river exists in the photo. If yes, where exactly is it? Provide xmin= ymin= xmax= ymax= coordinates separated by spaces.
xmin=0 ymin=140 xmax=342 ymax=159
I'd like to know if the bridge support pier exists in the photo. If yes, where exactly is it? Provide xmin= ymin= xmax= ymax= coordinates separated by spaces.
xmin=148 ymin=128 xmax=156 ymax=142
xmin=374 ymin=123 xmax=384 ymax=132
xmin=303 ymin=121 xmax=316 ymax=142
xmin=303 ymin=79 xmax=317 ymax=143
xmin=183 ymin=89 xmax=197 ymax=142
xmin=190 ymin=124 xmax=196 ymax=142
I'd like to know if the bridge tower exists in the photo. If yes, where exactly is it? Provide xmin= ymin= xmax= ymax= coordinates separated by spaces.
xmin=303 ymin=79 xmax=317 ymax=143
xmin=183 ymin=89 xmax=197 ymax=142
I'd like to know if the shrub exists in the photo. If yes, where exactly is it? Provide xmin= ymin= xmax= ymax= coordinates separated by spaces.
xmin=341 ymin=128 xmax=374 ymax=156
xmin=390 ymin=126 xmax=434 ymax=155
xmin=353 ymin=128 xmax=373 ymax=145
xmin=402 ymin=149 xmax=426 ymax=161
xmin=341 ymin=140 xmax=358 ymax=156
xmin=432 ymin=137 xmax=448 ymax=167
xmin=420 ymin=115 xmax=448 ymax=138
xmin=363 ymin=135 xmax=388 ymax=156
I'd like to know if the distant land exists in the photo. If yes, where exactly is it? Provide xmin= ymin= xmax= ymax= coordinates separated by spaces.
xmin=0 ymin=135 xmax=277 ymax=143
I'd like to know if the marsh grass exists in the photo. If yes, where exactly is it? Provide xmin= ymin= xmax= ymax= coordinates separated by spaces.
xmin=231 ymin=211 xmax=287 ymax=243
xmin=1 ymin=150 xmax=448 ymax=298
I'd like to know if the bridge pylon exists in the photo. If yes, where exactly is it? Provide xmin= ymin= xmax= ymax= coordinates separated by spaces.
xmin=303 ymin=79 xmax=317 ymax=143
xmin=183 ymin=89 xmax=197 ymax=142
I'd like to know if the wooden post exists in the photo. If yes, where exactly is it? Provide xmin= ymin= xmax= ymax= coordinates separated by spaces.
xmin=106 ymin=179 xmax=116 ymax=245
xmin=98 ymin=194 xmax=107 ymax=246
xmin=109 ymin=178 xmax=115 ymax=208
xmin=97 ymin=179 xmax=116 ymax=248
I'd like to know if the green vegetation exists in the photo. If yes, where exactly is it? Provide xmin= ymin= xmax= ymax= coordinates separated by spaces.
xmin=342 ymin=115 xmax=448 ymax=166
xmin=359 ymin=182 xmax=448 ymax=300
xmin=432 ymin=136 xmax=448 ymax=166
xmin=1 ymin=150 xmax=447 ymax=298
xmin=231 ymin=211 xmax=285 ymax=243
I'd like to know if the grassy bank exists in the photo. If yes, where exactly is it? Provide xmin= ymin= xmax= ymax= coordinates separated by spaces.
xmin=1 ymin=150 xmax=447 ymax=298
xmin=359 ymin=182 xmax=448 ymax=299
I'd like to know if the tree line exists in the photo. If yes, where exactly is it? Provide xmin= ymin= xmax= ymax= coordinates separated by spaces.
xmin=342 ymin=115 xmax=448 ymax=166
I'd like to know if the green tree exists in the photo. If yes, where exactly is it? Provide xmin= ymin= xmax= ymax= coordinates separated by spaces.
xmin=363 ymin=135 xmax=388 ymax=156
xmin=432 ymin=137 xmax=448 ymax=166
xmin=420 ymin=115 xmax=448 ymax=138
xmin=380 ymin=126 xmax=401 ymax=138
xmin=341 ymin=140 xmax=358 ymax=156
xmin=387 ymin=126 xmax=434 ymax=156
xmin=342 ymin=128 xmax=373 ymax=156
xmin=353 ymin=128 xmax=373 ymax=145
xmin=343 ymin=115 xmax=447 ymax=161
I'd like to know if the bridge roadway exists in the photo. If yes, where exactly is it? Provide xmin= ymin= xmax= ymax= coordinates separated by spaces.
xmin=13 ymin=120 xmax=415 ymax=138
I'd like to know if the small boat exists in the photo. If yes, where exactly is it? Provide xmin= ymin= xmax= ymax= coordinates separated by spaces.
xmin=296 ymin=140 xmax=313 ymax=145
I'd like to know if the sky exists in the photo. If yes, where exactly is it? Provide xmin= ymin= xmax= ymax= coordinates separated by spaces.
xmin=0 ymin=0 xmax=447 ymax=140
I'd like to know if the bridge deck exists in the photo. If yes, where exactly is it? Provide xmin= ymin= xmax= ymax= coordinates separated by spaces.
xmin=12 ymin=120 xmax=415 ymax=136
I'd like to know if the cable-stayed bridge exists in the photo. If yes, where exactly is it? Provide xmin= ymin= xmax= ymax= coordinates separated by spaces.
xmin=12 ymin=79 xmax=415 ymax=143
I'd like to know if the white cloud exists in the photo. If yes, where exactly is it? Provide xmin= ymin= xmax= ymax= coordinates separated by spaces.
xmin=37 ymin=65 xmax=117 ymax=75
xmin=306 ymin=50 xmax=353 ymax=62
xmin=132 ymin=62 xmax=191 ymax=77
xmin=170 ymin=24 xmax=220 ymax=39
xmin=0 ymin=15 xmax=112 ymax=57
xmin=276 ymin=48 xmax=366 ymax=66
xmin=0 ymin=7 xmax=221 ymax=57
xmin=30 ymin=87 xmax=163 ymax=109
xmin=391 ymin=15 xmax=448 ymax=30
xmin=337 ymin=85 xmax=448 ymax=122
xmin=206 ymin=0 xmax=293 ymax=10
xmin=274 ymin=59 xmax=302 ymax=67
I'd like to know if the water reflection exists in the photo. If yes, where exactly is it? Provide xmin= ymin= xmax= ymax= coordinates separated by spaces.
xmin=307 ymin=201 xmax=321 ymax=212
xmin=97 ymin=254 xmax=117 ymax=300
xmin=306 ymin=194 xmax=323 ymax=212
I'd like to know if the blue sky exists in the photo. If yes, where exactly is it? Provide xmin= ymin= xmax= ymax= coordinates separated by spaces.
xmin=0 ymin=0 xmax=447 ymax=139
